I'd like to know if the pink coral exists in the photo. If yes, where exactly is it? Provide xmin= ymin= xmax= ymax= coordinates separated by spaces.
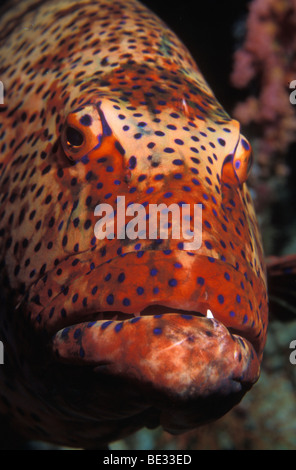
xmin=231 ymin=0 xmax=296 ymax=171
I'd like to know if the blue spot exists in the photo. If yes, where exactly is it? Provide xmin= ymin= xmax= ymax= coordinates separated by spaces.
xmin=72 ymin=293 xmax=78 ymax=303
xmin=153 ymin=328 xmax=162 ymax=335
xmin=123 ymin=298 xmax=130 ymax=306
xmin=81 ymin=155 xmax=89 ymax=164
xmin=181 ymin=314 xmax=193 ymax=320
xmin=153 ymin=286 xmax=159 ymax=294
xmin=115 ymin=322 xmax=124 ymax=332
xmin=137 ymin=286 xmax=144 ymax=295
xmin=172 ymin=159 xmax=183 ymax=166
xmin=229 ymin=310 xmax=235 ymax=317
xmin=101 ymin=320 xmax=113 ymax=330
xmin=74 ymin=328 xmax=81 ymax=339
xmin=241 ymin=138 xmax=250 ymax=150
xmin=208 ymin=257 xmax=215 ymax=263
xmin=115 ymin=140 xmax=125 ymax=155
xmin=129 ymin=156 xmax=137 ymax=169
xmin=61 ymin=327 xmax=70 ymax=338
xmin=80 ymin=114 xmax=92 ymax=126
xmin=92 ymin=286 xmax=98 ymax=295
xmin=87 ymin=321 xmax=96 ymax=328
xmin=243 ymin=314 xmax=248 ymax=324
xmin=174 ymin=262 xmax=182 ymax=268
xmin=150 ymin=268 xmax=158 ymax=276
xmin=197 ymin=277 xmax=204 ymax=285
xmin=118 ymin=272 xmax=125 ymax=283
xmin=224 ymin=272 xmax=230 ymax=281
xmin=130 ymin=317 xmax=141 ymax=323
xmin=106 ymin=294 xmax=114 ymax=305
xmin=154 ymin=314 xmax=163 ymax=318
xmin=218 ymin=294 xmax=224 ymax=304
xmin=79 ymin=347 xmax=85 ymax=358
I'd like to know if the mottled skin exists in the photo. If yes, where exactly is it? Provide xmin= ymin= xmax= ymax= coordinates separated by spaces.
xmin=0 ymin=0 xmax=268 ymax=448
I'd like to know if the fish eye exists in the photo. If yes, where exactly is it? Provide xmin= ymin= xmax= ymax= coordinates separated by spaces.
xmin=65 ymin=126 xmax=84 ymax=148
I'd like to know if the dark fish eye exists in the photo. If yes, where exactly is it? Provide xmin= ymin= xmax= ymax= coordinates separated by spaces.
xmin=65 ymin=126 xmax=84 ymax=148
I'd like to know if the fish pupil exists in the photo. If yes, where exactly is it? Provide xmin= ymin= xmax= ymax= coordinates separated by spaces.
xmin=66 ymin=126 xmax=84 ymax=148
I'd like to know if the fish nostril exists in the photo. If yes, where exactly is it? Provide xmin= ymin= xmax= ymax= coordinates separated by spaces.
xmin=65 ymin=126 xmax=84 ymax=148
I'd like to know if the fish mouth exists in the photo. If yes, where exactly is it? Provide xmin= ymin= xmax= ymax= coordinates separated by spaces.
xmin=27 ymin=247 xmax=264 ymax=432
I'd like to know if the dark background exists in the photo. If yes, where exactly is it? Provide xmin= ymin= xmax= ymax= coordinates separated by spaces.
xmin=141 ymin=0 xmax=250 ymax=113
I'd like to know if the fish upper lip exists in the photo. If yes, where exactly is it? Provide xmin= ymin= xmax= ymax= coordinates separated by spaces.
xmin=25 ymin=249 xmax=263 ymax=357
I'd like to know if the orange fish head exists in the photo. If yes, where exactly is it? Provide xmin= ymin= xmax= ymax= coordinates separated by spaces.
xmin=7 ymin=89 xmax=266 ymax=432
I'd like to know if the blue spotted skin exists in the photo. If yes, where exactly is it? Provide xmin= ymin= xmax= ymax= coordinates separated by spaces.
xmin=0 ymin=0 xmax=268 ymax=448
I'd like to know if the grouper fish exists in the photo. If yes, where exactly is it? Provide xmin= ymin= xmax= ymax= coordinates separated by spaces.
xmin=0 ymin=0 xmax=268 ymax=448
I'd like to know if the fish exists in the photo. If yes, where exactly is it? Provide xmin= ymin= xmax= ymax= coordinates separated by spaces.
xmin=0 ymin=0 xmax=268 ymax=449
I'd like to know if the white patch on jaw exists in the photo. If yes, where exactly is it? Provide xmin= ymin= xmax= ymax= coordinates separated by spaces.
xmin=206 ymin=309 xmax=214 ymax=319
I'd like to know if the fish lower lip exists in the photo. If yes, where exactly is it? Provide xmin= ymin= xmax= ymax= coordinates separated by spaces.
xmin=53 ymin=310 xmax=260 ymax=380
xmin=52 ymin=311 xmax=260 ymax=431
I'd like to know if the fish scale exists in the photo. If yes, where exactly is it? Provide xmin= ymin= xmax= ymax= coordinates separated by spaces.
xmin=0 ymin=0 xmax=268 ymax=449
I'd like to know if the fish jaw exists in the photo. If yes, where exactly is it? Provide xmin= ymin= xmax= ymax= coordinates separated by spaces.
xmin=52 ymin=312 xmax=260 ymax=432
xmin=42 ymin=247 xmax=266 ymax=431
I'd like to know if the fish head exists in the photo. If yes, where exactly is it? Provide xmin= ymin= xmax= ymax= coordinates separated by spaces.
xmin=2 ymin=78 xmax=267 ymax=434
xmin=0 ymin=0 xmax=268 ymax=444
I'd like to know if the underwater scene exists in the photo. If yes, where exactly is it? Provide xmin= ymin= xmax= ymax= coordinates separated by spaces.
xmin=0 ymin=0 xmax=295 ymax=452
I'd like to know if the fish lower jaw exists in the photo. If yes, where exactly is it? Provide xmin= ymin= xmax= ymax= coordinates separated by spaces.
xmin=52 ymin=304 xmax=260 ymax=382
xmin=52 ymin=306 xmax=261 ymax=431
